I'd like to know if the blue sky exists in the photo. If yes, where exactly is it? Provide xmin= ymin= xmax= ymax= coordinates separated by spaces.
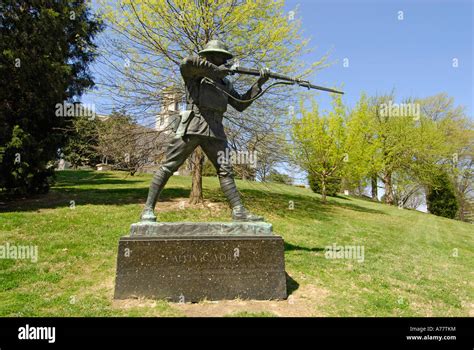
xmin=284 ymin=0 xmax=473 ymax=115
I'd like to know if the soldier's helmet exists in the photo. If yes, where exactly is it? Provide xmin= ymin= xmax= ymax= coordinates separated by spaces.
xmin=198 ymin=40 xmax=233 ymax=59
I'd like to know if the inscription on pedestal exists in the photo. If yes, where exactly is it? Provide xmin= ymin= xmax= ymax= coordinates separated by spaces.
xmin=114 ymin=226 xmax=287 ymax=301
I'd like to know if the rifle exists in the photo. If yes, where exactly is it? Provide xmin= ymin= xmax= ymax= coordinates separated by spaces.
xmin=223 ymin=62 xmax=344 ymax=95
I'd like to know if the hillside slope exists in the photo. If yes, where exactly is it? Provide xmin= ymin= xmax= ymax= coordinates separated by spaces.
xmin=0 ymin=170 xmax=472 ymax=316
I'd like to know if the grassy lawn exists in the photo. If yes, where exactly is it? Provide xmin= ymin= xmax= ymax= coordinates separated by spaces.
xmin=0 ymin=170 xmax=472 ymax=317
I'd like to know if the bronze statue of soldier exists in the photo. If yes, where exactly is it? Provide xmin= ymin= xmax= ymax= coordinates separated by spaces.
xmin=140 ymin=40 xmax=269 ymax=222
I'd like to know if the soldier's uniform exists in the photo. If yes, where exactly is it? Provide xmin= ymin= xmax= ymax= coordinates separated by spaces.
xmin=141 ymin=40 xmax=265 ymax=222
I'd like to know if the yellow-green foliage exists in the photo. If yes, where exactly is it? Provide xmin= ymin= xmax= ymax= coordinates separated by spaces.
xmin=98 ymin=0 xmax=327 ymax=90
xmin=289 ymin=94 xmax=347 ymax=199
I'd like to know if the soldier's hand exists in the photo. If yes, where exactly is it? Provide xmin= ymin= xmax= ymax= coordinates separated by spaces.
xmin=257 ymin=67 xmax=270 ymax=87
xmin=217 ymin=64 xmax=231 ymax=76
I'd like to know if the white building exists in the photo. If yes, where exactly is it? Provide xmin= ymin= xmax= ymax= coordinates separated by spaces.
xmin=155 ymin=88 xmax=183 ymax=134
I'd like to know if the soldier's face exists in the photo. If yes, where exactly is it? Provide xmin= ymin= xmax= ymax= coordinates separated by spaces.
xmin=202 ymin=53 xmax=228 ymax=66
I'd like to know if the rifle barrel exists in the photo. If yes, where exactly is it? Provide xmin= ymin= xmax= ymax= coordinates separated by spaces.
xmin=227 ymin=67 xmax=344 ymax=94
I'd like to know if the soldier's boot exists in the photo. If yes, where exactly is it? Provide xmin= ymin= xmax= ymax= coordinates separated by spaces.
xmin=140 ymin=169 xmax=172 ymax=222
xmin=219 ymin=176 xmax=264 ymax=222
xmin=232 ymin=205 xmax=264 ymax=222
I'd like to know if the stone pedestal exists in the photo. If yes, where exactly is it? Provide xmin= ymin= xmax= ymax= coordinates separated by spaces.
xmin=113 ymin=222 xmax=287 ymax=302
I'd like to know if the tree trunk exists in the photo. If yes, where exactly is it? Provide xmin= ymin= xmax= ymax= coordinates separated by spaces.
xmin=371 ymin=175 xmax=378 ymax=200
xmin=357 ymin=181 xmax=363 ymax=196
xmin=458 ymin=197 xmax=465 ymax=221
xmin=189 ymin=147 xmax=204 ymax=204
xmin=321 ymin=176 xmax=327 ymax=203
xmin=382 ymin=172 xmax=394 ymax=204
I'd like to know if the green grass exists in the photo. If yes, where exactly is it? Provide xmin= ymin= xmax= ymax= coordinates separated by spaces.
xmin=0 ymin=170 xmax=472 ymax=317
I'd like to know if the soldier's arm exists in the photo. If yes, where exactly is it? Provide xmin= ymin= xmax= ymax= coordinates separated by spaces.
xmin=180 ymin=56 xmax=227 ymax=81
xmin=227 ymin=82 xmax=262 ymax=112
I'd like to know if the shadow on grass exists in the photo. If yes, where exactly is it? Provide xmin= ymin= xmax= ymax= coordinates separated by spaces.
xmin=0 ymin=186 xmax=192 ymax=213
xmin=0 ymin=171 xmax=385 ymax=220
xmin=53 ymin=170 xmax=144 ymax=187
xmin=331 ymin=194 xmax=351 ymax=200
xmin=237 ymin=188 xmax=385 ymax=222
xmin=286 ymin=272 xmax=299 ymax=296
xmin=330 ymin=201 xmax=384 ymax=214
xmin=284 ymin=241 xmax=326 ymax=253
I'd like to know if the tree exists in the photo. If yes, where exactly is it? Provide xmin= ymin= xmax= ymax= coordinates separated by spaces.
xmin=344 ymin=92 xmax=471 ymax=214
xmin=348 ymin=93 xmax=461 ymax=206
xmin=413 ymin=94 xmax=472 ymax=215
xmin=189 ymin=146 xmax=205 ymax=204
xmin=423 ymin=95 xmax=474 ymax=221
xmin=268 ymin=171 xmax=292 ymax=185
xmin=369 ymin=94 xmax=421 ymax=205
xmin=62 ymin=113 xmax=101 ymax=169
xmin=96 ymin=112 xmax=164 ymax=175
xmin=98 ymin=0 xmax=326 ymax=203
xmin=289 ymin=95 xmax=347 ymax=202
xmin=391 ymin=171 xmax=425 ymax=209
xmin=308 ymin=173 xmax=340 ymax=197
xmin=344 ymin=93 xmax=382 ymax=198
xmin=427 ymin=172 xmax=459 ymax=219
xmin=0 ymin=1 xmax=103 ymax=194
xmin=452 ymin=154 xmax=474 ymax=221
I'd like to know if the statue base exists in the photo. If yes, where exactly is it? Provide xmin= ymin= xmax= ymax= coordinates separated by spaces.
xmin=113 ymin=222 xmax=287 ymax=302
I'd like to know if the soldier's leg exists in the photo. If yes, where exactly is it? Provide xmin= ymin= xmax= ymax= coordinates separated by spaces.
xmin=200 ymin=137 xmax=263 ymax=222
xmin=141 ymin=136 xmax=199 ymax=222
